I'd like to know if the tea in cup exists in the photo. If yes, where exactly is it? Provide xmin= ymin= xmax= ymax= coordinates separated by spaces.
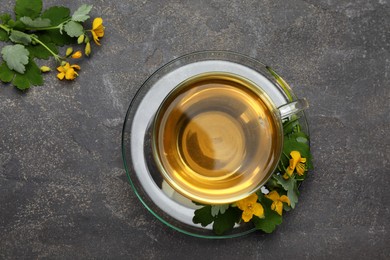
xmin=152 ymin=72 xmax=307 ymax=204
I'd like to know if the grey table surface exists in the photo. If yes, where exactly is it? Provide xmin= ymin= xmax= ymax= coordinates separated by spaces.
xmin=1 ymin=0 xmax=389 ymax=259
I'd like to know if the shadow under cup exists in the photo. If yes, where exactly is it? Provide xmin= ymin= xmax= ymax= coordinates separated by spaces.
xmin=152 ymin=72 xmax=284 ymax=205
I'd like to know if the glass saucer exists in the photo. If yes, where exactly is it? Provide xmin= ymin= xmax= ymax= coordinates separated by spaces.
xmin=121 ymin=51 xmax=309 ymax=238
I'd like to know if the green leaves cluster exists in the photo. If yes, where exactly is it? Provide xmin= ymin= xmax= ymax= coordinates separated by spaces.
xmin=193 ymin=204 xmax=242 ymax=235
xmin=0 ymin=0 xmax=94 ymax=90
xmin=192 ymin=116 xmax=313 ymax=235
xmin=269 ymin=116 xmax=313 ymax=208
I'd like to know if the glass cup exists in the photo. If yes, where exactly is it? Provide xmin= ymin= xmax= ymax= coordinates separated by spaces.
xmin=152 ymin=71 xmax=308 ymax=205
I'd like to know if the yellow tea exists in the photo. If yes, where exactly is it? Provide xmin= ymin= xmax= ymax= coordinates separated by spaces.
xmin=153 ymin=73 xmax=283 ymax=204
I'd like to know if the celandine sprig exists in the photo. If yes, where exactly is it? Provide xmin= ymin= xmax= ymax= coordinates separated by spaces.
xmin=0 ymin=0 xmax=105 ymax=89
xmin=192 ymin=115 xmax=313 ymax=235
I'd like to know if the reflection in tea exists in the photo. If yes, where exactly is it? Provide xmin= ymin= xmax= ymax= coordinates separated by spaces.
xmin=153 ymin=73 xmax=282 ymax=204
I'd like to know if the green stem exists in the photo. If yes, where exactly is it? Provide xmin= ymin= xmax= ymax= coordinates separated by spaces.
xmin=25 ymin=25 xmax=61 ymax=31
xmin=31 ymin=35 xmax=61 ymax=62
xmin=25 ymin=19 xmax=70 ymax=31
xmin=282 ymin=152 xmax=290 ymax=160
xmin=0 ymin=24 xmax=10 ymax=33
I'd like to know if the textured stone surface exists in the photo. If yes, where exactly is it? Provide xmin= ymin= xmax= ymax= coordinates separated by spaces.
xmin=1 ymin=0 xmax=389 ymax=259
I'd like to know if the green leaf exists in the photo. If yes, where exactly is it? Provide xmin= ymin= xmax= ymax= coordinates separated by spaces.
xmin=274 ymin=175 xmax=299 ymax=208
xmin=23 ymin=59 xmax=43 ymax=86
xmin=71 ymin=4 xmax=93 ymax=22
xmin=296 ymin=136 xmax=309 ymax=144
xmin=0 ymin=13 xmax=11 ymax=24
xmin=9 ymin=30 xmax=31 ymax=45
xmin=25 ymin=33 xmax=58 ymax=59
xmin=295 ymin=172 xmax=307 ymax=181
xmin=211 ymin=204 xmax=229 ymax=217
xmin=283 ymin=138 xmax=310 ymax=157
xmin=212 ymin=207 xmax=241 ymax=235
xmin=0 ymin=62 xmax=15 ymax=83
xmin=274 ymin=175 xmax=293 ymax=191
xmin=63 ymin=21 xmax=84 ymax=37
xmin=41 ymin=6 xmax=70 ymax=26
xmin=266 ymin=177 xmax=282 ymax=190
xmin=12 ymin=73 xmax=30 ymax=90
xmin=40 ymin=30 xmax=72 ymax=46
xmin=7 ymin=19 xmax=26 ymax=30
xmin=20 ymin=17 xmax=51 ymax=28
xmin=26 ymin=42 xmax=57 ymax=59
xmin=253 ymin=196 xmax=282 ymax=233
xmin=1 ymin=44 xmax=30 ymax=74
xmin=14 ymin=0 xmax=42 ymax=19
xmin=0 ymin=29 xmax=8 ymax=42
xmin=192 ymin=205 xmax=214 ymax=227
xmin=283 ymin=117 xmax=300 ymax=134
xmin=9 ymin=59 xmax=43 ymax=90
xmin=289 ymin=183 xmax=299 ymax=208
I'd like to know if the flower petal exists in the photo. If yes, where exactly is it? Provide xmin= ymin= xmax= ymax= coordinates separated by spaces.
xmin=57 ymin=72 xmax=65 ymax=80
xmin=279 ymin=195 xmax=291 ymax=206
xmin=252 ymin=203 xmax=264 ymax=218
xmin=63 ymin=63 xmax=71 ymax=70
xmin=247 ymin=193 xmax=258 ymax=203
xmin=274 ymin=201 xmax=283 ymax=215
xmin=265 ymin=190 xmax=280 ymax=202
xmin=92 ymin=17 xmax=103 ymax=30
xmin=286 ymin=166 xmax=294 ymax=176
xmin=71 ymin=64 xmax=81 ymax=70
xmin=289 ymin=151 xmax=301 ymax=170
xmin=290 ymin=151 xmax=301 ymax=159
xmin=65 ymin=68 xmax=77 ymax=80
xmin=242 ymin=211 xmax=253 ymax=222
xmin=91 ymin=31 xmax=100 ymax=45
xmin=95 ymin=27 xmax=104 ymax=37
xmin=296 ymin=163 xmax=306 ymax=175
xmin=57 ymin=65 xmax=65 ymax=73
xmin=236 ymin=200 xmax=245 ymax=210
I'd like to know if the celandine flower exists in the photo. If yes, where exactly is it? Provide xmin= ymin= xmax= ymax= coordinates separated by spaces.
xmin=265 ymin=190 xmax=290 ymax=216
xmin=236 ymin=193 xmax=264 ymax=222
xmin=283 ymin=151 xmax=307 ymax=179
xmin=91 ymin=17 xmax=105 ymax=45
xmin=57 ymin=62 xmax=80 ymax=80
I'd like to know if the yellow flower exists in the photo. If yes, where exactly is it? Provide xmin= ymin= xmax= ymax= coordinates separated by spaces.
xmin=91 ymin=17 xmax=105 ymax=45
xmin=265 ymin=190 xmax=290 ymax=216
xmin=283 ymin=151 xmax=307 ymax=179
xmin=236 ymin=193 xmax=264 ymax=222
xmin=56 ymin=62 xmax=80 ymax=80
xmin=71 ymin=51 xmax=82 ymax=59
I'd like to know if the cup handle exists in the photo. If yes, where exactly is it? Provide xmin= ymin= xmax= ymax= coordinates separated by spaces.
xmin=278 ymin=98 xmax=309 ymax=119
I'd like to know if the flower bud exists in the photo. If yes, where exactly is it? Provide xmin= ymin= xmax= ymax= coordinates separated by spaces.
xmin=85 ymin=42 xmax=91 ymax=56
xmin=65 ymin=47 xmax=73 ymax=57
xmin=77 ymin=34 xmax=85 ymax=44
xmin=71 ymin=51 xmax=82 ymax=59
xmin=40 ymin=66 xmax=51 ymax=72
